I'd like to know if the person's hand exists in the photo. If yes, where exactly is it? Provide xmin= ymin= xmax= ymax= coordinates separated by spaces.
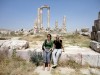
xmin=62 ymin=47 xmax=64 ymax=52
xmin=49 ymin=48 xmax=52 ymax=51
xmin=43 ymin=47 xmax=46 ymax=51
xmin=62 ymin=50 xmax=64 ymax=52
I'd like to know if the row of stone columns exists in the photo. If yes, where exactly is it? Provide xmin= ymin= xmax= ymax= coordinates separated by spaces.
xmin=55 ymin=16 xmax=67 ymax=31
xmin=34 ymin=5 xmax=67 ymax=34
xmin=37 ymin=6 xmax=50 ymax=30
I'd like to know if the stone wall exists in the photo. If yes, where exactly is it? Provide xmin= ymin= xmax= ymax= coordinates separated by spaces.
xmin=90 ymin=12 xmax=100 ymax=52
xmin=91 ymin=20 xmax=100 ymax=41
xmin=0 ymin=39 xmax=100 ymax=67
xmin=10 ymin=47 xmax=100 ymax=67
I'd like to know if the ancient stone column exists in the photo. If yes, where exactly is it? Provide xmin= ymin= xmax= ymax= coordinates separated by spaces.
xmin=63 ymin=16 xmax=67 ymax=31
xmin=33 ymin=18 xmax=38 ymax=34
xmin=55 ymin=20 xmax=58 ymax=29
xmin=37 ymin=8 xmax=40 ymax=29
xmin=98 ymin=12 xmax=100 ymax=19
xmin=47 ymin=7 xmax=50 ymax=29
xmin=40 ymin=8 xmax=43 ymax=29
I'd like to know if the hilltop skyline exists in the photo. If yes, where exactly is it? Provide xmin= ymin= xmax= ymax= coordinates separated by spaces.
xmin=0 ymin=0 xmax=100 ymax=32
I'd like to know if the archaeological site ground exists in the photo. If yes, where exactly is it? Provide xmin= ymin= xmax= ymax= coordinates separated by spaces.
xmin=0 ymin=3 xmax=100 ymax=75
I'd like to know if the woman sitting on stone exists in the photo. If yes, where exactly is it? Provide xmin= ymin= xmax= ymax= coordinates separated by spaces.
xmin=52 ymin=35 xmax=64 ymax=68
xmin=42 ymin=34 xmax=53 ymax=71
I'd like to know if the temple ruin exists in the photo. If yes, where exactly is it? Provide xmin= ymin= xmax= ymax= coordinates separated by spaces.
xmin=33 ymin=5 xmax=67 ymax=34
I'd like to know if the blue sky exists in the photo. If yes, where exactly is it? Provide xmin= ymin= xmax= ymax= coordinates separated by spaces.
xmin=0 ymin=0 xmax=100 ymax=32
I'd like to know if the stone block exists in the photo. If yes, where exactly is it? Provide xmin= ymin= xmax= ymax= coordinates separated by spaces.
xmin=94 ymin=20 xmax=100 ymax=31
xmin=60 ymin=52 xmax=67 ymax=61
xmin=91 ymin=32 xmax=97 ymax=41
xmin=97 ymin=55 xmax=100 ymax=67
xmin=95 ymin=32 xmax=98 ymax=41
xmin=82 ymin=54 xmax=99 ymax=67
xmin=91 ymin=32 xmax=95 ymax=40
xmin=92 ymin=26 xmax=96 ymax=32
xmin=97 ymin=31 xmax=100 ymax=42
xmin=90 ymin=41 xmax=100 ymax=52
xmin=81 ymin=28 xmax=89 ymax=32
xmin=66 ymin=53 xmax=82 ymax=64
xmin=7 ymin=46 xmax=100 ymax=67
xmin=0 ymin=40 xmax=6 ymax=47
xmin=16 ymin=50 xmax=30 ymax=60
xmin=0 ymin=40 xmax=29 ymax=50
xmin=16 ymin=49 xmax=42 ymax=61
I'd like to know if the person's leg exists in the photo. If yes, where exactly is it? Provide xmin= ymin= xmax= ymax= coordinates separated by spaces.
xmin=43 ymin=51 xmax=46 ymax=70
xmin=47 ymin=63 xmax=50 ymax=71
xmin=56 ymin=49 xmax=62 ymax=65
xmin=52 ymin=49 xmax=57 ymax=66
xmin=47 ymin=51 xmax=51 ymax=71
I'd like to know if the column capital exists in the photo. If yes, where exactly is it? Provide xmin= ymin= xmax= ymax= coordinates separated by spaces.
xmin=40 ymin=7 xmax=43 ymax=10
xmin=47 ymin=7 xmax=50 ymax=10
xmin=38 ymin=8 xmax=40 ymax=10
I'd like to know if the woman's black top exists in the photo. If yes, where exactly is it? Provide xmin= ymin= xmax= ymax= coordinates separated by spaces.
xmin=53 ymin=40 xmax=62 ymax=49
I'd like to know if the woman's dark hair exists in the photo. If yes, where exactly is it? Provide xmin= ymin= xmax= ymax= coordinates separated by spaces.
xmin=47 ymin=34 xmax=52 ymax=40
xmin=56 ymin=35 xmax=59 ymax=40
